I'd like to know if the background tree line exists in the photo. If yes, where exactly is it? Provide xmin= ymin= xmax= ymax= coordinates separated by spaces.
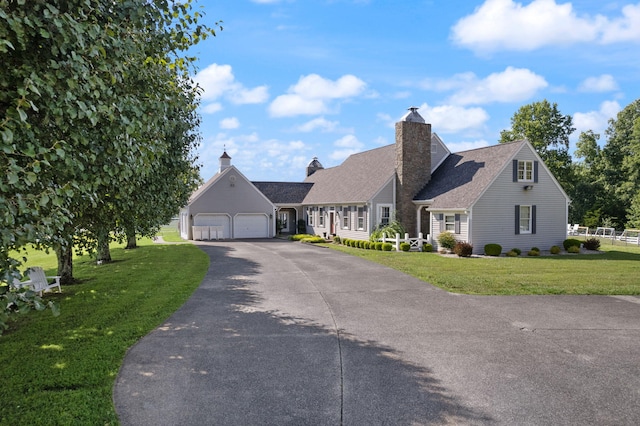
xmin=1 ymin=0 xmax=218 ymax=329
xmin=500 ymin=98 xmax=640 ymax=231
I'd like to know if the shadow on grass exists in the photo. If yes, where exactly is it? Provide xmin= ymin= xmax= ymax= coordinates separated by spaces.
xmin=114 ymin=242 xmax=491 ymax=425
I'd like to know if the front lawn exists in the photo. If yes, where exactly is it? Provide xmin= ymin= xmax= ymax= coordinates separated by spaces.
xmin=327 ymin=242 xmax=640 ymax=295
xmin=0 ymin=240 xmax=209 ymax=425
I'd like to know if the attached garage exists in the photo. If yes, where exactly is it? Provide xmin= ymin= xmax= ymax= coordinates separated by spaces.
xmin=234 ymin=214 xmax=269 ymax=238
xmin=194 ymin=214 xmax=231 ymax=239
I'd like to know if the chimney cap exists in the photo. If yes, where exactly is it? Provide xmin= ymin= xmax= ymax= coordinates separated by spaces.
xmin=400 ymin=106 xmax=425 ymax=124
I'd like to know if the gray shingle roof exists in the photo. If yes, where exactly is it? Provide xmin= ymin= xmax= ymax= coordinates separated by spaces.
xmin=414 ymin=140 xmax=525 ymax=208
xmin=302 ymin=144 xmax=396 ymax=204
xmin=251 ymin=181 xmax=313 ymax=204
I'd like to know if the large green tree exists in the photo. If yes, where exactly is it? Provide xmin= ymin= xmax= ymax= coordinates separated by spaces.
xmin=1 ymin=0 xmax=217 ymax=326
xmin=500 ymin=100 xmax=575 ymax=192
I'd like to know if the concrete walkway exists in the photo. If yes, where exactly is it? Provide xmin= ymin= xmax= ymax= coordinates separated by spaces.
xmin=114 ymin=240 xmax=640 ymax=425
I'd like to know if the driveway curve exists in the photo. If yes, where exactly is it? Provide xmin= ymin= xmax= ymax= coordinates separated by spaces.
xmin=114 ymin=239 xmax=640 ymax=425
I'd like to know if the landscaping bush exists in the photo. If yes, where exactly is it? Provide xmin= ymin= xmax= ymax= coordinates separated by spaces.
xmin=301 ymin=236 xmax=326 ymax=243
xmin=454 ymin=242 xmax=473 ymax=257
xmin=583 ymin=237 xmax=601 ymax=251
xmin=527 ymin=248 xmax=540 ymax=256
xmin=563 ymin=238 xmax=581 ymax=250
xmin=363 ymin=241 xmax=371 ymax=249
xmin=333 ymin=236 xmax=341 ymax=244
xmin=550 ymin=245 xmax=561 ymax=254
xmin=531 ymin=247 xmax=540 ymax=252
xmin=567 ymin=245 xmax=581 ymax=254
xmin=289 ymin=234 xmax=316 ymax=241
xmin=297 ymin=219 xmax=307 ymax=234
xmin=437 ymin=231 xmax=457 ymax=250
xmin=511 ymin=248 xmax=522 ymax=256
xmin=484 ymin=243 xmax=502 ymax=256
xmin=505 ymin=250 xmax=519 ymax=257
xmin=422 ymin=243 xmax=433 ymax=252
xmin=375 ymin=242 xmax=383 ymax=250
xmin=382 ymin=243 xmax=393 ymax=251
xmin=400 ymin=242 xmax=411 ymax=252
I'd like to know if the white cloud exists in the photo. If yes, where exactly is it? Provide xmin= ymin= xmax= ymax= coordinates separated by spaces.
xmin=578 ymin=74 xmax=619 ymax=92
xmin=418 ymin=103 xmax=490 ymax=133
xmin=219 ymin=117 xmax=240 ymax=129
xmin=447 ymin=139 xmax=491 ymax=153
xmin=573 ymin=100 xmax=621 ymax=135
xmin=451 ymin=0 xmax=640 ymax=54
xmin=329 ymin=134 xmax=364 ymax=161
xmin=202 ymin=103 xmax=223 ymax=114
xmin=296 ymin=117 xmax=340 ymax=132
xmin=441 ymin=67 xmax=548 ymax=105
xmin=269 ymin=74 xmax=367 ymax=117
xmin=194 ymin=63 xmax=269 ymax=105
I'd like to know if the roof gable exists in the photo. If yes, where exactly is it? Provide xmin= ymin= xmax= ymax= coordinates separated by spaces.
xmin=415 ymin=141 xmax=525 ymax=209
xmin=252 ymin=182 xmax=313 ymax=204
xmin=188 ymin=165 xmax=274 ymax=208
xmin=302 ymin=144 xmax=396 ymax=204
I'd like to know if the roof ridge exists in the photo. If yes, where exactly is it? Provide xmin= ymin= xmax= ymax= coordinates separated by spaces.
xmin=454 ymin=139 xmax=525 ymax=155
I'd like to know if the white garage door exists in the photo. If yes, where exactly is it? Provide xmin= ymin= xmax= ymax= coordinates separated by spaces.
xmin=194 ymin=214 xmax=231 ymax=239
xmin=234 ymin=214 xmax=269 ymax=238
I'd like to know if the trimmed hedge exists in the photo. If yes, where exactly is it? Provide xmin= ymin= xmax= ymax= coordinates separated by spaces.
xmin=484 ymin=243 xmax=502 ymax=256
xmin=422 ymin=243 xmax=433 ymax=252
xmin=510 ymin=248 xmax=522 ymax=256
xmin=567 ymin=245 xmax=581 ymax=253
xmin=550 ymin=245 xmax=561 ymax=254
xmin=400 ymin=242 xmax=411 ymax=252
xmin=563 ymin=238 xmax=581 ymax=250
xmin=382 ymin=243 xmax=393 ymax=251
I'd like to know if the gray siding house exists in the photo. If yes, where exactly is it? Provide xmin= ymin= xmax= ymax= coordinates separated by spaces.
xmin=179 ymin=108 xmax=569 ymax=253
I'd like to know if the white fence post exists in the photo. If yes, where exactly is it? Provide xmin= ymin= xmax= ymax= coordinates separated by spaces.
xmin=418 ymin=232 xmax=424 ymax=251
xmin=395 ymin=233 xmax=401 ymax=251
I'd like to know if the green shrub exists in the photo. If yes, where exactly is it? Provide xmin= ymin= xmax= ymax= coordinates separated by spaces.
xmin=375 ymin=242 xmax=383 ymax=250
xmin=370 ymin=219 xmax=406 ymax=242
xmin=454 ymin=242 xmax=473 ymax=257
xmin=583 ymin=237 xmax=601 ymax=251
xmin=364 ymin=241 xmax=371 ymax=249
xmin=437 ymin=231 xmax=457 ymax=250
xmin=527 ymin=249 xmax=540 ymax=256
xmin=289 ymin=234 xmax=316 ymax=241
xmin=505 ymin=250 xmax=519 ymax=257
xmin=333 ymin=236 xmax=341 ymax=244
xmin=531 ymin=247 xmax=540 ymax=252
xmin=297 ymin=219 xmax=307 ymax=234
xmin=422 ymin=243 xmax=433 ymax=252
xmin=563 ymin=238 xmax=581 ymax=250
xmin=484 ymin=243 xmax=502 ymax=256
xmin=511 ymin=248 xmax=522 ymax=256
xmin=301 ymin=236 xmax=325 ymax=243
xmin=567 ymin=245 xmax=581 ymax=253
xmin=382 ymin=243 xmax=393 ymax=251
xmin=400 ymin=242 xmax=411 ymax=252
xmin=550 ymin=245 xmax=561 ymax=254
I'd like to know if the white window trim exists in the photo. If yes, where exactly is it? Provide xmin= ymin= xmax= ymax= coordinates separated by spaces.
xmin=520 ymin=205 xmax=532 ymax=234
xmin=307 ymin=208 xmax=314 ymax=226
xmin=357 ymin=206 xmax=365 ymax=231
xmin=342 ymin=207 xmax=350 ymax=229
xmin=445 ymin=214 xmax=455 ymax=232
xmin=518 ymin=160 xmax=534 ymax=182
xmin=318 ymin=207 xmax=325 ymax=227
xmin=378 ymin=204 xmax=392 ymax=227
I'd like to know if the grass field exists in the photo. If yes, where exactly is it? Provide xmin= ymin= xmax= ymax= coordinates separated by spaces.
xmin=327 ymin=240 xmax=640 ymax=295
xmin=0 ymin=239 xmax=208 ymax=425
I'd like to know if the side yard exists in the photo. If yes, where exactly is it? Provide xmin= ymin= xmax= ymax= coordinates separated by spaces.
xmin=326 ymin=240 xmax=640 ymax=295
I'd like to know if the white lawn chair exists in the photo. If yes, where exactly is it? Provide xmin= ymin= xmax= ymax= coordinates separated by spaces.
xmin=16 ymin=267 xmax=62 ymax=296
xmin=569 ymin=224 xmax=580 ymax=236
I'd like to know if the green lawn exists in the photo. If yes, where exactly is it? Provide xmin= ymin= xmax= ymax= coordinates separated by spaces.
xmin=0 ymin=239 xmax=209 ymax=425
xmin=327 ymin=241 xmax=640 ymax=295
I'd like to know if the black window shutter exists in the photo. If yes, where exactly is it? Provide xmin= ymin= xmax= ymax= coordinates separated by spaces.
xmin=513 ymin=160 xmax=518 ymax=182
xmin=454 ymin=214 xmax=461 ymax=234
xmin=515 ymin=205 xmax=520 ymax=235
xmin=532 ymin=205 xmax=537 ymax=234
xmin=534 ymin=161 xmax=539 ymax=183
xmin=439 ymin=214 xmax=444 ymax=232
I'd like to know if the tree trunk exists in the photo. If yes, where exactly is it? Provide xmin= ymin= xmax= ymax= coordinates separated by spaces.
xmin=125 ymin=224 xmax=137 ymax=249
xmin=55 ymin=243 xmax=74 ymax=285
xmin=96 ymin=230 xmax=112 ymax=263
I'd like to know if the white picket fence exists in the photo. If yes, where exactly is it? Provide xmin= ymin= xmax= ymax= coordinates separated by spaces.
xmin=380 ymin=232 xmax=431 ymax=251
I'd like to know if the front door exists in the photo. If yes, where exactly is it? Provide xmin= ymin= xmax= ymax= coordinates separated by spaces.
xmin=329 ymin=212 xmax=335 ymax=235
xmin=279 ymin=211 xmax=289 ymax=234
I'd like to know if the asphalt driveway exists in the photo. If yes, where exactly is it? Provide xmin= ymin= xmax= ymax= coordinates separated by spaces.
xmin=114 ymin=239 xmax=640 ymax=425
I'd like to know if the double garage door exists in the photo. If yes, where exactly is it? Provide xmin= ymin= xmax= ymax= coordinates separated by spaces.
xmin=194 ymin=213 xmax=269 ymax=239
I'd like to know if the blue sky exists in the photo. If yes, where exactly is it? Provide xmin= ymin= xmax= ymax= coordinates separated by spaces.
xmin=189 ymin=0 xmax=640 ymax=182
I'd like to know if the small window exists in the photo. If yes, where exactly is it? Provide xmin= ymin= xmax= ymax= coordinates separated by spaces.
xmin=307 ymin=208 xmax=314 ymax=226
xmin=357 ymin=207 xmax=365 ymax=230
xmin=342 ymin=207 xmax=350 ymax=229
xmin=445 ymin=215 xmax=455 ymax=232
xmin=520 ymin=205 xmax=531 ymax=234
xmin=380 ymin=206 xmax=391 ymax=226
xmin=518 ymin=160 xmax=533 ymax=182
xmin=318 ymin=207 xmax=325 ymax=227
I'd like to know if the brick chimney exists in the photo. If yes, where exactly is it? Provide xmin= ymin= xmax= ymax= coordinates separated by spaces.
xmin=395 ymin=107 xmax=431 ymax=236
